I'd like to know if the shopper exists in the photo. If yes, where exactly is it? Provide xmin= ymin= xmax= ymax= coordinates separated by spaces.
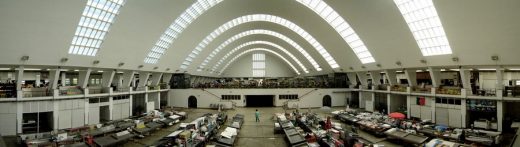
xmin=255 ymin=109 xmax=260 ymax=122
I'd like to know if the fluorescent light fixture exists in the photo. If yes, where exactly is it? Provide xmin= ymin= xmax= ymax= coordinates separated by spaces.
xmin=440 ymin=69 xmax=446 ymax=71
xmin=24 ymin=68 xmax=42 ymax=71
xmin=478 ymin=68 xmax=496 ymax=71
xmin=69 ymin=0 xmax=126 ymax=56
xmin=416 ymin=70 xmax=423 ymax=72
xmin=0 ymin=68 xmax=12 ymax=70
xmin=508 ymin=69 xmax=520 ymax=71
xmin=97 ymin=70 xmax=104 ymax=72
xmin=144 ymin=0 xmax=223 ymax=64
xmin=394 ymin=0 xmax=452 ymax=56
xmin=449 ymin=69 xmax=460 ymax=71
xmin=74 ymin=69 xmax=80 ymax=72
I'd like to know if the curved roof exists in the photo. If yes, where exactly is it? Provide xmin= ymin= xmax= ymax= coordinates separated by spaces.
xmin=0 ymin=0 xmax=519 ymax=76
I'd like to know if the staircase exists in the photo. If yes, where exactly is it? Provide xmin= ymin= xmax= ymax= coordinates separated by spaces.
xmin=200 ymin=89 xmax=236 ymax=109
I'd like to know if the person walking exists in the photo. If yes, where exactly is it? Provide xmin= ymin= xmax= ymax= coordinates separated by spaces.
xmin=255 ymin=109 xmax=260 ymax=122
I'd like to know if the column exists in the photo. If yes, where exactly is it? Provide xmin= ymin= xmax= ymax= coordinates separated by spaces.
xmin=497 ymin=101 xmax=503 ymax=131
xmin=384 ymin=70 xmax=397 ymax=85
xmin=163 ymin=73 xmax=173 ymax=86
xmin=404 ymin=69 xmax=417 ymax=87
xmin=101 ymin=70 xmax=116 ymax=87
xmin=150 ymin=73 xmax=163 ymax=86
xmin=35 ymin=74 xmax=41 ymax=87
xmin=49 ymin=69 xmax=61 ymax=89
xmin=369 ymin=71 xmax=382 ymax=85
xmin=459 ymin=68 xmax=472 ymax=95
xmin=347 ymin=72 xmax=357 ymax=87
xmin=15 ymin=66 xmax=24 ymax=91
xmin=428 ymin=67 xmax=441 ymax=88
xmin=138 ymin=72 xmax=151 ymax=87
xmin=77 ymin=68 xmax=92 ymax=88
xmin=122 ymin=71 xmax=135 ymax=88
xmin=356 ymin=72 xmax=368 ymax=87
xmin=496 ymin=68 xmax=504 ymax=90
xmin=61 ymin=72 xmax=67 ymax=86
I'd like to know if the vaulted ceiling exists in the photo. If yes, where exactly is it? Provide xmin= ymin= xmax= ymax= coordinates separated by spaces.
xmin=0 ymin=0 xmax=519 ymax=77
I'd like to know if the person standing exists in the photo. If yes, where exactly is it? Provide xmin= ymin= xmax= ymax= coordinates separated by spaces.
xmin=255 ymin=109 xmax=260 ymax=122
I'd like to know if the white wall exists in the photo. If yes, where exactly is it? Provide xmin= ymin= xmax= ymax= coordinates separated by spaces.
xmin=58 ymin=99 xmax=84 ymax=129
xmin=408 ymin=96 xmax=433 ymax=121
xmin=169 ymin=88 xmax=348 ymax=108
xmin=479 ymin=71 xmax=520 ymax=89
xmin=222 ymin=53 xmax=296 ymax=78
xmin=0 ymin=103 xmax=17 ymax=135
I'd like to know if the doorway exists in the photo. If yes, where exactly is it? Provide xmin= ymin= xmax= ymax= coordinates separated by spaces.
xmin=246 ymin=95 xmax=274 ymax=107
xmin=323 ymin=95 xmax=332 ymax=107
xmin=188 ymin=96 xmax=197 ymax=108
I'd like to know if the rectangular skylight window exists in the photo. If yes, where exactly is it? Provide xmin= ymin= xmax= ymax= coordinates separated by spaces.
xmin=69 ymin=0 xmax=125 ymax=56
xmin=252 ymin=53 xmax=265 ymax=77
xmin=394 ymin=0 xmax=452 ymax=56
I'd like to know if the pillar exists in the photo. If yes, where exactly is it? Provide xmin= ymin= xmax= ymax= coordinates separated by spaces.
xmin=61 ymin=72 xmax=67 ymax=86
xmin=459 ymin=68 xmax=472 ymax=95
xmin=150 ymin=73 xmax=163 ymax=86
xmin=122 ymin=71 xmax=135 ymax=88
xmin=384 ymin=70 xmax=397 ymax=85
xmin=49 ymin=69 xmax=61 ymax=89
xmin=101 ymin=70 xmax=116 ymax=87
xmin=428 ymin=67 xmax=441 ymax=88
xmin=347 ymin=72 xmax=357 ymax=87
xmin=404 ymin=69 xmax=417 ymax=87
xmin=35 ymin=74 xmax=41 ymax=87
xmin=369 ymin=71 xmax=382 ymax=85
xmin=356 ymin=72 xmax=368 ymax=87
xmin=15 ymin=66 xmax=24 ymax=90
xmin=138 ymin=72 xmax=151 ymax=87
xmin=497 ymin=101 xmax=503 ymax=131
xmin=77 ymin=68 xmax=92 ymax=88
xmin=496 ymin=68 xmax=504 ymax=90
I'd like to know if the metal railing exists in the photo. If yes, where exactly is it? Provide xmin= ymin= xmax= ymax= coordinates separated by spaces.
xmin=22 ymin=89 xmax=53 ymax=97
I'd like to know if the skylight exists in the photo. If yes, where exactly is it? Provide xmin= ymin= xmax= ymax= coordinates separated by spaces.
xmin=211 ymin=40 xmax=308 ymax=73
xmin=394 ymin=0 xmax=452 ymax=56
xmin=180 ymin=14 xmax=336 ymax=71
xmin=219 ymin=48 xmax=300 ymax=75
xmin=295 ymin=0 xmax=375 ymax=64
xmin=252 ymin=53 xmax=266 ymax=77
xmin=69 ymin=0 xmax=126 ymax=56
xmin=144 ymin=0 xmax=223 ymax=64
xmin=198 ymin=30 xmax=314 ymax=73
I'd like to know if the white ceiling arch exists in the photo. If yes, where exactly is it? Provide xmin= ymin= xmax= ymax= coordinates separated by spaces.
xmin=144 ymin=0 xmax=223 ymax=64
xmin=295 ymin=0 xmax=375 ymax=64
xmin=209 ymin=40 xmax=308 ymax=73
xmin=219 ymin=48 xmax=300 ymax=75
xmin=180 ymin=14 xmax=338 ymax=71
xmin=198 ymin=29 xmax=316 ymax=73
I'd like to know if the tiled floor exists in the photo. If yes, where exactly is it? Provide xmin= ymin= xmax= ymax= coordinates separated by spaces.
xmin=125 ymin=107 xmax=401 ymax=147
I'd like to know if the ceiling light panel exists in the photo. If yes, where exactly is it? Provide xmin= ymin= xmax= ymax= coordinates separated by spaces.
xmin=211 ymin=40 xmax=308 ymax=73
xmin=69 ymin=0 xmax=126 ymax=56
xmin=219 ymin=48 xmax=300 ymax=75
xmin=181 ymin=14 xmax=339 ymax=71
xmin=144 ymin=0 xmax=223 ymax=64
xmin=296 ymin=0 xmax=375 ymax=64
xmin=394 ymin=0 xmax=452 ymax=56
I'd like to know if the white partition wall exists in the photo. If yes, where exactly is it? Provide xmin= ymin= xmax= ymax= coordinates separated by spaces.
xmin=169 ymin=88 xmax=349 ymax=108
xmin=0 ymin=103 xmax=17 ymax=135
xmin=58 ymin=99 xmax=85 ymax=129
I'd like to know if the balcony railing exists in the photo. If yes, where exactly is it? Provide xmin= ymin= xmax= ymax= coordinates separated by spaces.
xmin=88 ymin=87 xmax=103 ymax=94
xmin=390 ymin=85 xmax=407 ymax=92
xmin=22 ymin=88 xmax=53 ymax=97
xmin=436 ymin=87 xmax=462 ymax=95
xmin=58 ymin=86 xmax=83 ymax=96
xmin=412 ymin=85 xmax=432 ymax=94
xmin=0 ymin=89 xmax=16 ymax=98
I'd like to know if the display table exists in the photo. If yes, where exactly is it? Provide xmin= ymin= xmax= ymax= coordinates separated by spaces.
xmin=94 ymin=133 xmax=136 ymax=147
xmin=229 ymin=114 xmax=244 ymax=129
xmin=384 ymin=128 xmax=429 ymax=145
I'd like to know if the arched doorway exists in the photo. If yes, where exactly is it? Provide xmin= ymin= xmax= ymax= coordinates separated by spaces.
xmin=188 ymin=96 xmax=197 ymax=108
xmin=323 ymin=95 xmax=332 ymax=107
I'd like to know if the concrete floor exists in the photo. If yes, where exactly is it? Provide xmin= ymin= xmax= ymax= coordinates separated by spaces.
xmin=125 ymin=107 xmax=401 ymax=147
